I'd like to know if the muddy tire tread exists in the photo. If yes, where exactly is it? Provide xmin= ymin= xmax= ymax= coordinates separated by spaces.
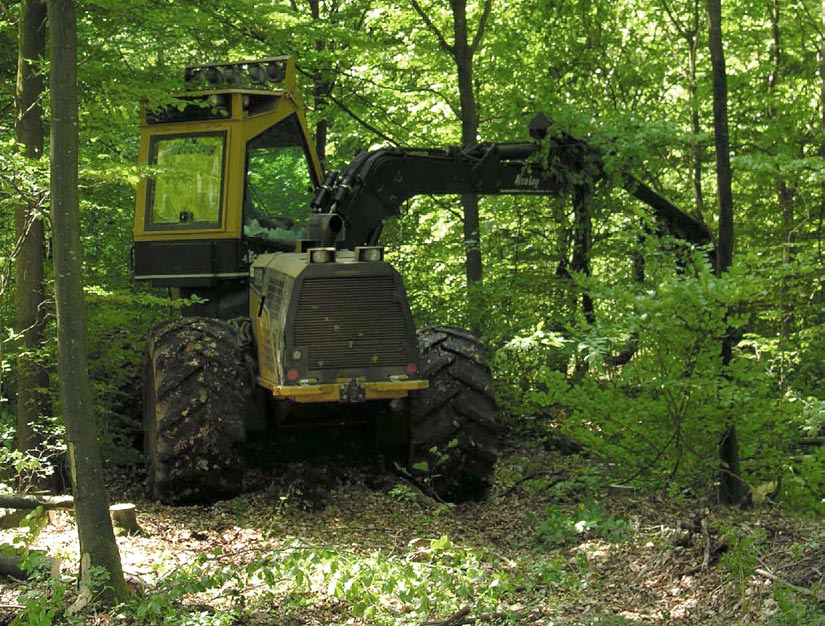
xmin=411 ymin=326 xmax=498 ymax=501
xmin=144 ymin=317 xmax=251 ymax=504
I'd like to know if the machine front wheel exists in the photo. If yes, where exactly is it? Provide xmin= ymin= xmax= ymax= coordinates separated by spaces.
xmin=143 ymin=317 xmax=252 ymax=504
xmin=410 ymin=326 xmax=498 ymax=501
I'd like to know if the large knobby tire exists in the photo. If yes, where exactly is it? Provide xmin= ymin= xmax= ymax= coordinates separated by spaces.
xmin=143 ymin=317 xmax=252 ymax=504
xmin=410 ymin=326 xmax=498 ymax=501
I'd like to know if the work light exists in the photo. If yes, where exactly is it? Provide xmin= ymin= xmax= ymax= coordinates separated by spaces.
xmin=308 ymin=248 xmax=336 ymax=264
xmin=355 ymin=246 xmax=384 ymax=262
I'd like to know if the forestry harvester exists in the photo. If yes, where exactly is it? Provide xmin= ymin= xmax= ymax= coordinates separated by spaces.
xmin=133 ymin=57 xmax=710 ymax=504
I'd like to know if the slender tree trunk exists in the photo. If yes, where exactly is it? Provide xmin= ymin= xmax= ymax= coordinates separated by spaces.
xmin=452 ymin=1 xmax=483 ymax=333
xmin=687 ymin=13 xmax=705 ymax=222
xmin=768 ymin=0 xmax=795 ymax=386
xmin=571 ymin=185 xmax=594 ymax=378
xmin=706 ymin=0 xmax=744 ymax=506
xmin=707 ymin=0 xmax=732 ymax=276
xmin=48 ymin=0 xmax=128 ymax=599
xmin=308 ymin=0 xmax=329 ymax=165
xmin=14 ymin=0 xmax=49 ymax=458
xmin=661 ymin=0 xmax=705 ymax=220
xmin=571 ymin=186 xmax=595 ymax=326
xmin=819 ymin=0 xmax=825 ymax=261
xmin=410 ymin=0 xmax=490 ymax=332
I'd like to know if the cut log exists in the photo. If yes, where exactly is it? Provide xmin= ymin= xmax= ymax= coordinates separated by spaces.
xmin=109 ymin=503 xmax=142 ymax=535
xmin=0 ymin=494 xmax=74 ymax=510
xmin=0 ymin=509 xmax=29 ymax=530
xmin=0 ymin=551 xmax=57 ymax=580
xmin=0 ymin=554 xmax=26 ymax=579
xmin=0 ymin=495 xmax=138 ymax=528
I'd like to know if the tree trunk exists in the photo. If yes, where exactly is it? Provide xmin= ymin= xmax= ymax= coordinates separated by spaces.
xmin=308 ymin=0 xmax=330 ymax=165
xmin=707 ymin=0 xmax=732 ymax=276
xmin=571 ymin=186 xmax=595 ymax=326
xmin=768 ymin=0 xmax=795 ymax=386
xmin=410 ymin=0 xmax=490 ymax=332
xmin=687 ymin=11 xmax=705 ymax=223
xmin=706 ymin=0 xmax=744 ymax=506
xmin=818 ymin=0 xmax=825 ymax=265
xmin=451 ymin=0 xmax=484 ymax=333
xmin=14 ymin=0 xmax=49 ymax=459
xmin=571 ymin=185 xmax=595 ymax=379
xmin=47 ymin=0 xmax=129 ymax=600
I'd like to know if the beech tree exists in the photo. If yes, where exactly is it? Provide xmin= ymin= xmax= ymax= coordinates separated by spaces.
xmin=409 ymin=0 xmax=492 ymax=330
xmin=47 ymin=0 xmax=128 ymax=599
xmin=706 ymin=0 xmax=744 ymax=506
xmin=14 ymin=0 xmax=48 ymax=459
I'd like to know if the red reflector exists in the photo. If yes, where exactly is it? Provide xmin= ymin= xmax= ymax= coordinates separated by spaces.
xmin=287 ymin=369 xmax=299 ymax=382
xmin=406 ymin=362 xmax=417 ymax=375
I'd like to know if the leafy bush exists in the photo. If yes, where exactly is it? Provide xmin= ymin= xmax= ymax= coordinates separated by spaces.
xmin=534 ymin=502 xmax=631 ymax=548
xmin=517 ymin=253 xmax=807 ymax=500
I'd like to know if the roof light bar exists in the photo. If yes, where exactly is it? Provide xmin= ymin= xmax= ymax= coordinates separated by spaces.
xmin=183 ymin=57 xmax=290 ymax=91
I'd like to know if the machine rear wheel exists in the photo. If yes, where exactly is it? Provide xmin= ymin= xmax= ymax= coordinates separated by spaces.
xmin=143 ymin=317 xmax=251 ymax=504
xmin=410 ymin=326 xmax=498 ymax=501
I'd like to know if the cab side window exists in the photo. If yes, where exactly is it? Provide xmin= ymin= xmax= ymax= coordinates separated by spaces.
xmin=146 ymin=132 xmax=226 ymax=229
xmin=244 ymin=116 xmax=315 ymax=242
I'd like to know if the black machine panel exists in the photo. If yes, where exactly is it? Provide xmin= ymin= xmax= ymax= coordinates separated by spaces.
xmin=133 ymin=239 xmax=247 ymax=287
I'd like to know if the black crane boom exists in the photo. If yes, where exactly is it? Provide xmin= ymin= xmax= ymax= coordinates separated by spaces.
xmin=309 ymin=114 xmax=711 ymax=250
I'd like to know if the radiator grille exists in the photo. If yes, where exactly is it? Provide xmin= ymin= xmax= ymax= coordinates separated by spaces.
xmin=293 ymin=276 xmax=408 ymax=369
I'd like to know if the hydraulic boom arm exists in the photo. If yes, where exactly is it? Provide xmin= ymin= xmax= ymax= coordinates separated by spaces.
xmin=309 ymin=114 xmax=711 ymax=250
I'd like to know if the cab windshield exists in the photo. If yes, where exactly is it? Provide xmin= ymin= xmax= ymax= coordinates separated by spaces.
xmin=244 ymin=115 xmax=316 ymax=246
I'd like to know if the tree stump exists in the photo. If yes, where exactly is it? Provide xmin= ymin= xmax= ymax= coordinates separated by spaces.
xmin=109 ymin=503 xmax=141 ymax=535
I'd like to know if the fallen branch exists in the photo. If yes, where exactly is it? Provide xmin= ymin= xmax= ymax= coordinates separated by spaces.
xmin=421 ymin=608 xmax=529 ymax=626
xmin=754 ymin=568 xmax=825 ymax=600
xmin=1 ymin=495 xmax=139 ymax=530
xmin=421 ymin=607 xmax=471 ymax=626
xmin=500 ymin=471 xmax=568 ymax=498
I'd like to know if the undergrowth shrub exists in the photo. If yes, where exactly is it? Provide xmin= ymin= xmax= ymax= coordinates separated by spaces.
xmin=533 ymin=502 xmax=631 ymax=548
xmin=496 ymin=252 xmax=817 ymax=507
xmin=114 ymin=537 xmax=518 ymax=626
xmin=85 ymin=287 xmax=172 ymax=463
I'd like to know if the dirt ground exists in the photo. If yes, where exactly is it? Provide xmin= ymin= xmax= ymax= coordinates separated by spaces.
xmin=1 ymin=436 xmax=823 ymax=626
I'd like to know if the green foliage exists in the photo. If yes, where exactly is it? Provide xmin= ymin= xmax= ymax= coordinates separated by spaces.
xmin=0 ymin=415 xmax=64 ymax=492
xmin=14 ymin=576 xmax=70 ymax=626
xmin=113 ymin=538 xmax=516 ymax=625
xmin=769 ymin=588 xmax=825 ymax=626
xmin=13 ymin=565 xmax=113 ymax=626
xmin=718 ymin=526 xmax=766 ymax=592
xmin=534 ymin=502 xmax=631 ymax=548
xmin=514 ymin=252 xmax=816 ymax=501
xmin=779 ymin=448 xmax=825 ymax=515
xmin=84 ymin=287 xmax=171 ymax=462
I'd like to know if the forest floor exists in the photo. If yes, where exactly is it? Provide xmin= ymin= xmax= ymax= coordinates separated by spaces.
xmin=0 ymin=420 xmax=823 ymax=626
